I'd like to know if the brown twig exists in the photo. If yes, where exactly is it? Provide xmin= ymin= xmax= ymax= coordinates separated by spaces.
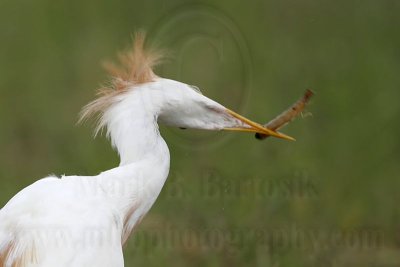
xmin=256 ymin=89 xmax=314 ymax=140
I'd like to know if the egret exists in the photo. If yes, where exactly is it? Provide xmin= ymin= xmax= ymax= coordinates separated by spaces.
xmin=0 ymin=33 xmax=293 ymax=267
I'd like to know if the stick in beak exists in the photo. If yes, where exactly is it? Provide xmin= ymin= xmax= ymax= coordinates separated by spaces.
xmin=255 ymin=89 xmax=314 ymax=140
xmin=223 ymin=109 xmax=296 ymax=141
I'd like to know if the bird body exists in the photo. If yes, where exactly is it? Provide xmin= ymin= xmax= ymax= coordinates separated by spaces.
xmin=0 ymin=81 xmax=171 ymax=266
xmin=0 ymin=142 xmax=169 ymax=267
xmin=0 ymin=33 xmax=292 ymax=266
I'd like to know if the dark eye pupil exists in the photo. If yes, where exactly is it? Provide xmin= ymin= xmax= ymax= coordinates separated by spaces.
xmin=179 ymin=127 xmax=187 ymax=130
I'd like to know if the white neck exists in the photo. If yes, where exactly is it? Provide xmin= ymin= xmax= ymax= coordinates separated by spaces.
xmin=104 ymin=91 xmax=168 ymax=166
xmin=111 ymin=112 xmax=164 ymax=166
xmin=97 ymin=92 xmax=171 ymax=242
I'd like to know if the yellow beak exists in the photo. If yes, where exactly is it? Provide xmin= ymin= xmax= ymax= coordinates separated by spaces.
xmin=223 ymin=109 xmax=295 ymax=141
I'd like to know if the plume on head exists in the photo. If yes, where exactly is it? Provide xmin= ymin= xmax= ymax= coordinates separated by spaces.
xmin=79 ymin=31 xmax=165 ymax=135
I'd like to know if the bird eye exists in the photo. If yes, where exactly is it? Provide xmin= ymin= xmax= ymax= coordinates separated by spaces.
xmin=205 ymin=105 xmax=223 ymax=114
xmin=179 ymin=127 xmax=187 ymax=130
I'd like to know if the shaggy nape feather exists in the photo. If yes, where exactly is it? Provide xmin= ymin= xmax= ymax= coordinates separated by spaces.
xmin=78 ymin=31 xmax=165 ymax=135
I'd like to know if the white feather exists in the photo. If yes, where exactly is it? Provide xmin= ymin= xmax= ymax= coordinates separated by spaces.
xmin=0 ymin=78 xmax=256 ymax=266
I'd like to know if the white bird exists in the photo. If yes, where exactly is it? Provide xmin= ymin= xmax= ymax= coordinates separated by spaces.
xmin=0 ymin=33 xmax=293 ymax=267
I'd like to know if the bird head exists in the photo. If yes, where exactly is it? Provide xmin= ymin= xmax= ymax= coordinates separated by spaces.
xmin=156 ymin=79 xmax=293 ymax=140
xmin=79 ymin=32 xmax=293 ymax=141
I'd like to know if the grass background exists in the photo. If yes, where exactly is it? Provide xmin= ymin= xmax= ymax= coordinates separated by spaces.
xmin=0 ymin=0 xmax=399 ymax=266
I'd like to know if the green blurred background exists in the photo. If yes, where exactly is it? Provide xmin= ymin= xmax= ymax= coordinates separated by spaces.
xmin=0 ymin=0 xmax=399 ymax=266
